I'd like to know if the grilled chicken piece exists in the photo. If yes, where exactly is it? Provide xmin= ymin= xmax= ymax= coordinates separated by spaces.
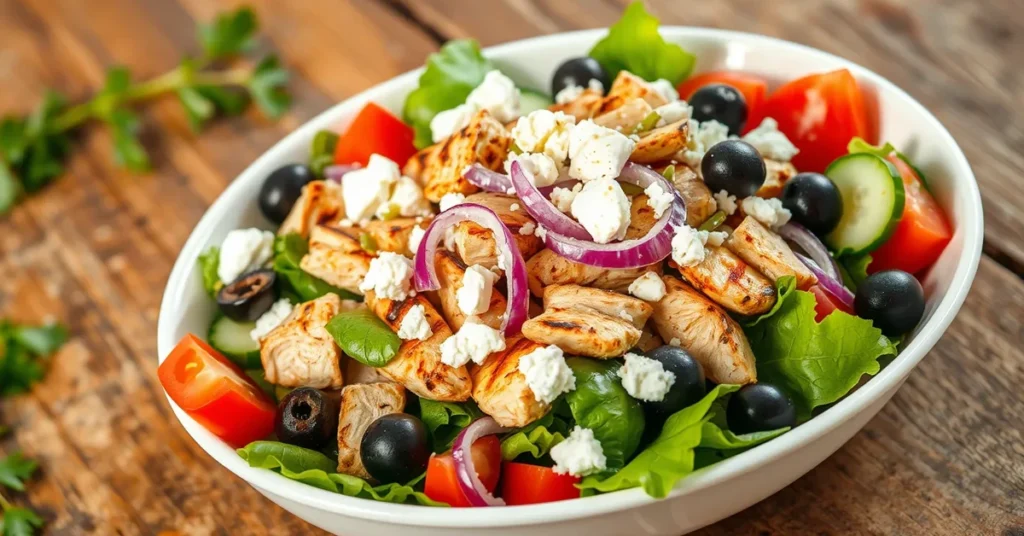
xmin=651 ymin=276 xmax=757 ymax=385
xmin=523 ymin=307 xmax=639 ymax=359
xmin=635 ymin=326 xmax=664 ymax=353
xmin=403 ymin=110 xmax=511 ymax=203
xmin=632 ymin=120 xmax=689 ymax=164
xmin=665 ymin=165 xmax=718 ymax=228
xmin=360 ymin=218 xmax=429 ymax=256
xmin=345 ymin=358 xmax=392 ymax=385
xmin=626 ymin=195 xmax=658 ymax=239
xmin=471 ymin=336 xmax=549 ymax=428
xmin=336 ymin=382 xmax=406 ymax=478
xmin=260 ymin=294 xmax=343 ymax=389
xmin=452 ymin=192 xmax=544 ymax=269
xmin=434 ymin=250 xmax=506 ymax=331
xmin=548 ymin=88 xmax=603 ymax=120
xmin=542 ymin=284 xmax=652 ymax=330
xmin=526 ymin=248 xmax=661 ymax=297
xmin=366 ymin=292 xmax=472 ymax=401
xmin=279 ymin=180 xmax=346 ymax=238
xmin=756 ymin=159 xmax=799 ymax=199
xmin=678 ymin=246 xmax=777 ymax=316
xmin=727 ymin=216 xmax=817 ymax=290
xmin=592 ymin=98 xmax=653 ymax=132
xmin=300 ymin=225 xmax=372 ymax=295
xmin=596 ymin=71 xmax=670 ymax=116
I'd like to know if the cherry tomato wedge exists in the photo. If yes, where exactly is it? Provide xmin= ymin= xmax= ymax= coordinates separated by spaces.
xmin=809 ymin=285 xmax=854 ymax=322
xmin=758 ymin=69 xmax=873 ymax=172
xmin=676 ymin=71 xmax=768 ymax=133
xmin=500 ymin=463 xmax=580 ymax=506
xmin=157 ymin=334 xmax=276 ymax=448
xmin=423 ymin=436 xmax=501 ymax=507
xmin=867 ymin=155 xmax=952 ymax=275
xmin=334 ymin=102 xmax=417 ymax=167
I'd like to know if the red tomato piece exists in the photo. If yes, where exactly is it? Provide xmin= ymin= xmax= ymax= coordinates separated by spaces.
xmin=423 ymin=436 xmax=502 ymax=507
xmin=809 ymin=285 xmax=854 ymax=322
xmin=157 ymin=334 xmax=276 ymax=448
xmin=500 ymin=463 xmax=580 ymax=506
xmin=867 ymin=155 xmax=952 ymax=275
xmin=676 ymin=71 xmax=768 ymax=133
xmin=759 ymin=69 xmax=873 ymax=172
xmin=334 ymin=102 xmax=417 ymax=167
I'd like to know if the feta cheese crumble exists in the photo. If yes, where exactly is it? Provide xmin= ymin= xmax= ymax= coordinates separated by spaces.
xmin=567 ymin=120 xmax=636 ymax=182
xmin=669 ymin=337 xmax=682 ymax=347
xmin=359 ymin=251 xmax=414 ymax=300
xmin=706 ymin=230 xmax=728 ymax=247
xmin=511 ymin=110 xmax=576 ymax=169
xmin=533 ymin=224 xmax=548 ymax=241
xmin=249 ymin=298 xmax=293 ymax=341
xmin=407 ymin=225 xmax=426 ymax=254
xmin=456 ymin=265 xmax=498 ymax=316
xmin=440 ymin=322 xmax=506 ymax=368
xmin=681 ymin=119 xmax=731 ymax=170
xmin=218 ymin=228 xmax=274 ymax=283
xmin=466 ymin=70 xmax=520 ymax=123
xmin=651 ymin=78 xmax=680 ymax=103
xmin=554 ymin=78 xmax=604 ymax=104
xmin=671 ymin=225 xmax=710 ymax=268
xmin=644 ymin=182 xmax=674 ymax=219
xmin=397 ymin=304 xmax=433 ymax=341
xmin=510 ymin=203 xmax=520 ymax=212
xmin=618 ymin=352 xmax=677 ymax=402
xmin=430 ymin=103 xmax=476 ymax=143
xmin=383 ymin=176 xmax=432 ymax=218
xmin=517 ymin=344 xmax=576 ymax=404
xmin=551 ymin=426 xmax=607 ymax=477
xmin=571 ymin=178 xmax=631 ymax=244
xmin=519 ymin=222 xmax=537 ymax=236
xmin=655 ymin=100 xmax=693 ymax=126
xmin=713 ymin=190 xmax=738 ymax=215
xmin=618 ymin=310 xmax=634 ymax=322
xmin=741 ymin=196 xmax=792 ymax=229
xmin=549 ymin=183 xmax=581 ymax=213
xmin=342 ymin=154 xmax=400 ymax=221
xmin=628 ymin=272 xmax=666 ymax=302
xmin=742 ymin=117 xmax=799 ymax=162
xmin=506 ymin=152 xmax=560 ymax=188
xmin=439 ymin=192 xmax=466 ymax=212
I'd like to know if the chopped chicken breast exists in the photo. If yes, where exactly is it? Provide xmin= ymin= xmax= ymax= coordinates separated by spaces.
xmin=471 ymin=336 xmax=550 ymax=428
xmin=260 ymin=293 xmax=343 ymax=389
xmin=336 ymin=382 xmax=406 ymax=478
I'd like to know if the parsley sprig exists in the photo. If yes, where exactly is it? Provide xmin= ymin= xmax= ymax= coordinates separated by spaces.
xmin=0 ymin=6 xmax=291 ymax=215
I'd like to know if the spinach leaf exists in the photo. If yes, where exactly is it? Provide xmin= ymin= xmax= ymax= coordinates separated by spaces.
xmin=500 ymin=411 xmax=570 ymax=461
xmin=579 ymin=384 xmax=739 ymax=498
xmin=273 ymin=234 xmax=360 ymax=301
xmin=588 ymin=2 xmax=696 ymax=85
xmin=325 ymin=308 xmax=400 ymax=367
xmin=402 ymin=40 xmax=493 ymax=148
xmin=237 ymin=441 xmax=444 ymax=506
xmin=565 ymin=358 xmax=644 ymax=469
xmin=197 ymin=246 xmax=222 ymax=298
xmin=417 ymin=399 xmax=482 ymax=452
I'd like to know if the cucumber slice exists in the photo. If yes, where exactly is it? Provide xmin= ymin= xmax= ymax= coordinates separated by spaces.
xmin=824 ymin=153 xmax=905 ymax=257
xmin=519 ymin=88 xmax=553 ymax=115
xmin=208 ymin=315 xmax=262 ymax=368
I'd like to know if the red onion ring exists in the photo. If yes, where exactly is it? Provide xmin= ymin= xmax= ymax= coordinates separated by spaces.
xmin=324 ymin=164 xmax=360 ymax=182
xmin=778 ymin=223 xmax=841 ymax=281
xmin=795 ymin=252 xmax=856 ymax=309
xmin=542 ymin=162 xmax=686 ymax=268
xmin=464 ymin=164 xmax=513 ymax=194
xmin=452 ymin=417 xmax=511 ymax=507
xmin=412 ymin=204 xmax=529 ymax=335
xmin=509 ymin=160 xmax=591 ymax=240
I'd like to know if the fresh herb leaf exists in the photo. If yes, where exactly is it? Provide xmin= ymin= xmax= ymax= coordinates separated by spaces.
xmin=325 ymin=308 xmax=399 ymax=368
xmin=588 ymin=1 xmax=695 ymax=84
xmin=500 ymin=411 xmax=569 ymax=461
xmin=272 ymin=234 xmax=359 ymax=301
xmin=0 ymin=506 xmax=44 ymax=536
xmin=0 ymin=159 xmax=20 ymax=216
xmin=0 ymin=346 xmax=45 ymax=397
xmin=196 ymin=86 xmax=249 ymax=116
xmin=92 ymin=67 xmax=132 ymax=119
xmin=198 ymin=6 xmax=258 ymax=60
xmin=197 ymin=246 xmax=222 ymax=298
xmin=0 ymin=453 xmax=37 ymax=492
xmin=416 ymin=399 xmax=481 ymax=452
xmin=22 ymin=92 xmax=69 ymax=192
xmin=248 ymin=55 xmax=291 ymax=119
xmin=565 ymin=358 xmax=645 ymax=469
xmin=10 ymin=324 xmax=67 ymax=357
xmin=0 ymin=118 xmax=27 ymax=166
xmin=402 ymin=40 xmax=493 ymax=148
xmin=107 ymin=109 xmax=150 ymax=171
xmin=177 ymin=87 xmax=216 ymax=132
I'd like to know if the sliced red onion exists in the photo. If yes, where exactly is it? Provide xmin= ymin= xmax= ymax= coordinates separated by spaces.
xmin=452 ymin=417 xmax=511 ymax=507
xmin=538 ymin=179 xmax=579 ymax=198
xmin=413 ymin=204 xmax=529 ymax=335
xmin=778 ymin=223 xmax=841 ymax=281
xmin=542 ymin=162 xmax=686 ymax=268
xmin=464 ymin=164 xmax=513 ymax=194
xmin=795 ymin=252 xmax=856 ymax=309
xmin=324 ymin=163 xmax=360 ymax=182
xmin=509 ymin=161 xmax=591 ymax=240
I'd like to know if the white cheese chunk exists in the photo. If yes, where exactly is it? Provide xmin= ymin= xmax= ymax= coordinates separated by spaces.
xmin=397 ymin=303 xmax=433 ymax=341
xmin=456 ymin=265 xmax=498 ymax=316
xmin=681 ymin=119 xmax=731 ymax=170
xmin=358 ymin=251 xmax=414 ymax=301
xmin=519 ymin=222 xmax=536 ymax=236
xmin=342 ymin=154 xmax=400 ymax=221
xmin=571 ymin=178 xmax=631 ymax=244
xmin=644 ymin=182 xmax=675 ymax=219
xmin=671 ymin=225 xmax=710 ymax=268
xmin=407 ymin=225 xmax=426 ymax=254
xmin=713 ymin=190 xmax=738 ymax=215
xmin=550 ymin=183 xmax=582 ymax=213
xmin=217 ymin=228 xmax=274 ymax=284
xmin=512 ymin=110 xmax=577 ymax=169
xmin=742 ymin=117 xmax=799 ymax=162
xmin=655 ymin=100 xmax=693 ymax=126
xmin=439 ymin=192 xmax=466 ymax=212
xmin=551 ymin=426 xmax=607 ymax=477
xmin=741 ymin=196 xmax=792 ymax=229
xmin=466 ymin=70 xmax=520 ymax=123
xmin=506 ymin=152 xmax=560 ymax=188
xmin=706 ymin=230 xmax=728 ymax=247
xmin=249 ymin=298 xmax=293 ymax=341
xmin=517 ymin=344 xmax=576 ymax=404
xmin=617 ymin=352 xmax=676 ymax=402
xmin=628 ymin=272 xmax=666 ymax=302
xmin=651 ymin=79 xmax=680 ymax=103
xmin=554 ymin=79 xmax=604 ymax=104
xmin=440 ymin=322 xmax=507 ymax=368
xmin=567 ymin=120 xmax=636 ymax=182
xmin=383 ymin=176 xmax=432 ymax=218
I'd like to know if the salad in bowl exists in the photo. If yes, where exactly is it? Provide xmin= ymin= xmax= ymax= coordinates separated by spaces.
xmin=158 ymin=2 xmax=956 ymax=512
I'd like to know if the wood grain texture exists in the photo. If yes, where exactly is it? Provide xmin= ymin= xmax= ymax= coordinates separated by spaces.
xmin=0 ymin=0 xmax=1021 ymax=534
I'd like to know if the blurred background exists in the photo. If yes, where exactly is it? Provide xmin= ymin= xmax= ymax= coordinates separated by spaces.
xmin=0 ymin=0 xmax=1022 ymax=534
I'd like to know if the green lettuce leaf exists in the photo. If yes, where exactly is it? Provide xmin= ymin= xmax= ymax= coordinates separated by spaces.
xmin=197 ymin=246 xmax=221 ymax=298
xmin=848 ymin=136 xmax=929 ymax=190
xmin=742 ymin=276 xmax=797 ymax=328
xmin=840 ymin=254 xmax=873 ymax=291
xmin=500 ymin=411 xmax=570 ymax=461
xmin=692 ymin=399 xmax=788 ymax=469
xmin=565 ymin=358 xmax=645 ymax=469
xmin=416 ymin=399 xmax=482 ymax=452
xmin=588 ymin=1 xmax=696 ymax=84
xmin=402 ymin=40 xmax=493 ymax=148
xmin=273 ymin=234 xmax=360 ymax=301
xmin=237 ymin=441 xmax=445 ymax=506
xmin=325 ymin=308 xmax=400 ymax=368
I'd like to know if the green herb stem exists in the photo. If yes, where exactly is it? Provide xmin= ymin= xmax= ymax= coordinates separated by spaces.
xmin=0 ymin=490 xmax=11 ymax=511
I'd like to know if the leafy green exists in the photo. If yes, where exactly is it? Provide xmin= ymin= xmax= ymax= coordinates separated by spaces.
xmin=565 ymin=358 xmax=644 ymax=469
xmin=742 ymin=276 xmax=797 ymax=328
xmin=0 ymin=160 xmax=17 ymax=215
xmin=273 ymin=234 xmax=359 ymax=301
xmin=244 ymin=369 xmax=276 ymax=400
xmin=21 ymin=92 xmax=70 ymax=193
xmin=579 ymin=384 xmax=739 ymax=498
xmin=310 ymin=130 xmax=339 ymax=177
xmin=325 ymin=308 xmax=400 ymax=368
xmin=198 ymin=6 xmax=257 ymax=60
xmin=0 ymin=454 xmax=37 ymax=492
xmin=0 ymin=321 xmax=68 ymax=396
xmin=848 ymin=136 xmax=929 ymax=190
xmin=743 ymin=282 xmax=898 ymax=419
xmin=417 ymin=399 xmax=482 ymax=452
xmin=177 ymin=86 xmax=216 ymax=131
xmin=248 ymin=55 xmax=291 ymax=119
xmin=588 ymin=1 xmax=695 ymax=84
xmin=237 ymin=441 xmax=445 ymax=506
xmin=197 ymin=246 xmax=222 ymax=298
xmin=402 ymin=40 xmax=494 ymax=148
xmin=107 ymin=108 xmax=150 ymax=171
xmin=8 ymin=324 xmax=67 ymax=357
xmin=500 ymin=411 xmax=570 ymax=461
xmin=840 ymin=254 xmax=872 ymax=291
xmin=0 ymin=507 xmax=43 ymax=536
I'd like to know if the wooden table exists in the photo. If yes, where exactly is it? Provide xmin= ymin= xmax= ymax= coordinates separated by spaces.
xmin=1 ymin=0 xmax=1022 ymax=534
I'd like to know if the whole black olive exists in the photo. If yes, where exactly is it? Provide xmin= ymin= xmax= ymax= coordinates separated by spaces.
xmin=643 ymin=345 xmax=707 ymax=416
xmin=551 ymin=57 xmax=610 ymax=97
xmin=360 ymin=413 xmax=430 ymax=484
xmin=217 ymin=269 xmax=277 ymax=322
xmin=275 ymin=387 xmax=341 ymax=450
xmin=855 ymin=270 xmax=925 ymax=337
xmin=781 ymin=172 xmax=845 ymax=236
xmin=690 ymin=84 xmax=748 ymax=135
xmin=727 ymin=384 xmax=797 ymax=434
xmin=702 ymin=139 xmax=767 ymax=198
xmin=259 ymin=164 xmax=315 ymax=224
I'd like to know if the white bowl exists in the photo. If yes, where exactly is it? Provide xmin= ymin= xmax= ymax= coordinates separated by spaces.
xmin=157 ymin=27 xmax=983 ymax=536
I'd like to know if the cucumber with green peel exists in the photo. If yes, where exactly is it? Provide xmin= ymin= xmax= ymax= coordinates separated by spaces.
xmin=824 ymin=153 xmax=905 ymax=257
xmin=208 ymin=315 xmax=261 ymax=369
xmin=519 ymin=88 xmax=553 ymax=115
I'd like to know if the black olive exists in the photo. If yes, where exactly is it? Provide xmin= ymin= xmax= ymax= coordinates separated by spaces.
xmin=259 ymin=164 xmax=315 ymax=224
xmin=642 ymin=345 xmax=707 ymax=416
xmin=701 ymin=140 xmax=766 ymax=198
xmin=727 ymin=384 xmax=797 ymax=434
xmin=551 ymin=57 xmax=610 ymax=97
xmin=855 ymin=270 xmax=925 ymax=337
xmin=690 ymin=84 xmax=748 ymax=134
xmin=216 ymin=269 xmax=277 ymax=322
xmin=780 ymin=172 xmax=845 ymax=236
xmin=360 ymin=413 xmax=430 ymax=484
xmin=275 ymin=388 xmax=340 ymax=449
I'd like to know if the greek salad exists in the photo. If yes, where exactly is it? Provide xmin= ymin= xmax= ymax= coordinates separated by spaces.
xmin=159 ymin=2 xmax=952 ymax=507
